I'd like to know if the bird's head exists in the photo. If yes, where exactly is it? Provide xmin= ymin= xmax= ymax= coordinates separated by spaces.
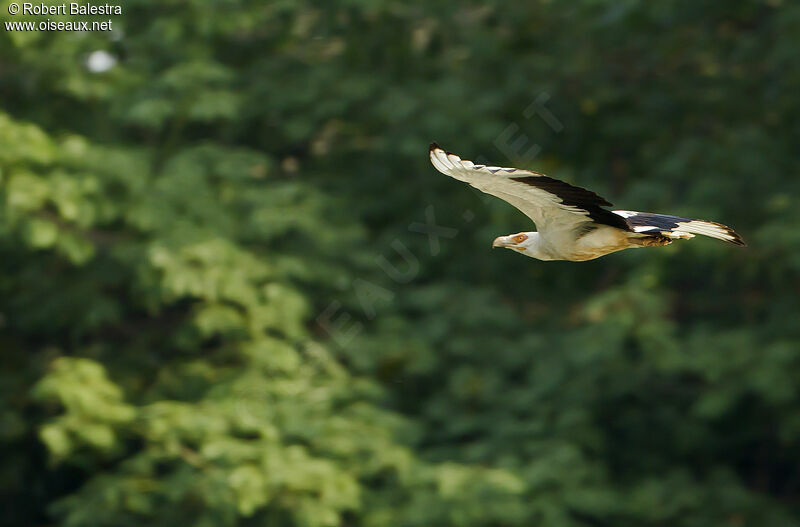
xmin=492 ymin=232 xmax=538 ymax=253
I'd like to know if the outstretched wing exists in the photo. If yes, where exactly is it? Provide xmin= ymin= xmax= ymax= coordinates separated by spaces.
xmin=613 ymin=211 xmax=746 ymax=246
xmin=429 ymin=143 xmax=629 ymax=233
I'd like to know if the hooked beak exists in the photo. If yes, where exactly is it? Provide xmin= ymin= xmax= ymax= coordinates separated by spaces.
xmin=492 ymin=236 xmax=507 ymax=248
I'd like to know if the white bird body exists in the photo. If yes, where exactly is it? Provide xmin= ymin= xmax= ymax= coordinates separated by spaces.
xmin=429 ymin=144 xmax=745 ymax=261
xmin=494 ymin=226 xmax=637 ymax=261
xmin=546 ymin=226 xmax=632 ymax=261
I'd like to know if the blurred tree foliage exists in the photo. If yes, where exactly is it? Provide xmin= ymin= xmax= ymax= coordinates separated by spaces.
xmin=2 ymin=1 xmax=800 ymax=526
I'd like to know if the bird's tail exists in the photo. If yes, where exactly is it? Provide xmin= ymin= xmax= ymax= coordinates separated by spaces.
xmin=614 ymin=211 xmax=746 ymax=246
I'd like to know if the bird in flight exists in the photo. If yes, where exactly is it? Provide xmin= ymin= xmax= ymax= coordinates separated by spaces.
xmin=429 ymin=144 xmax=745 ymax=261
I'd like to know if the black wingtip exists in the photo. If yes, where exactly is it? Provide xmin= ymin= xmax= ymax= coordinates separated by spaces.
xmin=731 ymin=235 xmax=747 ymax=247
xmin=720 ymin=224 xmax=747 ymax=247
xmin=429 ymin=142 xmax=457 ymax=156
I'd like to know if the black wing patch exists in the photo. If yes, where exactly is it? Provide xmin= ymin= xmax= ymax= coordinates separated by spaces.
xmin=510 ymin=175 xmax=630 ymax=230
xmin=624 ymin=212 xmax=690 ymax=230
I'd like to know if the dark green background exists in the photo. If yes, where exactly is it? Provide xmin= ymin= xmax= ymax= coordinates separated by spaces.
xmin=2 ymin=1 xmax=799 ymax=525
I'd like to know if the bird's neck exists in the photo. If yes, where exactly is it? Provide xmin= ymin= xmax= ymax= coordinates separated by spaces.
xmin=519 ymin=232 xmax=556 ymax=261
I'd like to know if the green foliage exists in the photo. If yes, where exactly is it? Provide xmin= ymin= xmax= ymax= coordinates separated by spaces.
xmin=2 ymin=1 xmax=800 ymax=526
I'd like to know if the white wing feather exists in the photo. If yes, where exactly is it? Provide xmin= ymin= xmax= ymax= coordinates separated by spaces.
xmin=429 ymin=144 xmax=603 ymax=234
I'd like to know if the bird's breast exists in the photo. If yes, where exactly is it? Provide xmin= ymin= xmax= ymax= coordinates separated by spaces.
xmin=553 ymin=226 xmax=632 ymax=261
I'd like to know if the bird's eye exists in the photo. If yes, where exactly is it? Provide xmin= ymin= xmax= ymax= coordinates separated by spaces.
xmin=514 ymin=234 xmax=527 ymax=243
